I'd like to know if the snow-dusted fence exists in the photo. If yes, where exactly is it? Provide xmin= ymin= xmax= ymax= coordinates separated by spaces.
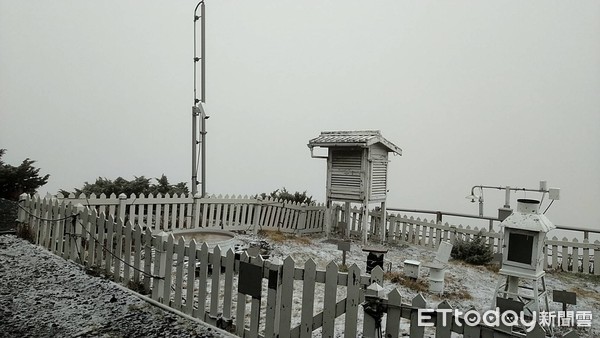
xmin=361 ymin=287 xmax=573 ymax=338
xmin=16 ymin=194 xmax=377 ymax=336
xmin=386 ymin=215 xmax=502 ymax=253
xmin=57 ymin=193 xmax=600 ymax=275
xmin=545 ymin=236 xmax=600 ymax=275
xmin=57 ymin=193 xmax=326 ymax=234
xmin=42 ymin=193 xmax=600 ymax=275
xmin=18 ymin=194 xmax=572 ymax=338
xmin=336 ymin=206 xmax=600 ymax=275
xmin=335 ymin=206 xmax=505 ymax=252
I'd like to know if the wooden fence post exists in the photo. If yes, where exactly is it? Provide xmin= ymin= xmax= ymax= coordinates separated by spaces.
xmin=253 ymin=201 xmax=262 ymax=235
xmin=209 ymin=245 xmax=222 ymax=326
xmin=324 ymin=201 xmax=332 ymax=235
xmin=323 ymin=261 xmax=338 ymax=337
xmin=118 ymin=193 xmax=127 ymax=222
xmin=173 ymin=237 xmax=186 ymax=310
xmin=192 ymin=193 xmax=202 ymax=228
xmin=162 ymin=234 xmax=175 ymax=306
xmin=361 ymin=203 xmax=369 ymax=245
xmin=385 ymin=289 xmax=402 ymax=338
xmin=62 ymin=203 xmax=73 ymax=260
xmin=298 ymin=259 xmax=316 ymax=338
xmin=151 ymin=231 xmax=167 ymax=301
xmin=265 ymin=258 xmax=283 ymax=338
xmin=344 ymin=264 xmax=361 ymax=336
xmin=595 ymin=241 xmax=600 ymax=276
xmin=197 ymin=243 xmax=210 ymax=321
xmin=297 ymin=207 xmax=308 ymax=233
xmin=278 ymin=256 xmax=295 ymax=337
xmin=17 ymin=193 xmax=28 ymax=225
xmin=409 ymin=294 xmax=427 ymax=338
xmin=143 ymin=228 xmax=153 ymax=293
xmin=344 ymin=202 xmax=351 ymax=238
xmin=362 ymin=282 xmax=385 ymax=338
xmin=435 ymin=300 xmax=452 ymax=338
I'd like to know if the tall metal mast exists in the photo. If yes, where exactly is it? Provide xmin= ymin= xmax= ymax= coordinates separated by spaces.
xmin=192 ymin=1 xmax=207 ymax=197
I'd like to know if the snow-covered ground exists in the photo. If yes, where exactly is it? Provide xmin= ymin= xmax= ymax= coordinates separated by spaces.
xmin=1 ymin=232 xmax=597 ymax=337
xmin=233 ymin=231 xmax=599 ymax=337
xmin=0 ymin=235 xmax=232 ymax=338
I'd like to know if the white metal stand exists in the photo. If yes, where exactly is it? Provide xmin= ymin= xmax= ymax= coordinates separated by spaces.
xmin=493 ymin=272 xmax=550 ymax=317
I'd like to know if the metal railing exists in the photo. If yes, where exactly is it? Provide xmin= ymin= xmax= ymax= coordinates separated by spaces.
xmin=386 ymin=207 xmax=599 ymax=240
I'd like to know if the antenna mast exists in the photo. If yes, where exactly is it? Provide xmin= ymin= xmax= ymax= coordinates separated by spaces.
xmin=192 ymin=1 xmax=207 ymax=197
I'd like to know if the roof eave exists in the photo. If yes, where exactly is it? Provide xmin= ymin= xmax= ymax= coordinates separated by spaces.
xmin=307 ymin=142 xmax=368 ymax=149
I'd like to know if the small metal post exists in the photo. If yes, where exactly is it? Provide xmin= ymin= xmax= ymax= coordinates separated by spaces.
xmin=338 ymin=240 xmax=351 ymax=267
xmin=504 ymin=186 xmax=511 ymax=208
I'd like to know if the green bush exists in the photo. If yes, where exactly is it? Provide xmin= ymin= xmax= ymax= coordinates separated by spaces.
xmin=256 ymin=187 xmax=314 ymax=205
xmin=0 ymin=149 xmax=49 ymax=200
xmin=451 ymin=231 xmax=494 ymax=265
xmin=60 ymin=174 xmax=188 ymax=197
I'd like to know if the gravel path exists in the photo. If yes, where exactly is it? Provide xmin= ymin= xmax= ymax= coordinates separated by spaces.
xmin=0 ymin=235 xmax=230 ymax=338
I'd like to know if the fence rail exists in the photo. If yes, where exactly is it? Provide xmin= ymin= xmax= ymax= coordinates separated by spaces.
xmin=57 ymin=192 xmax=326 ymax=234
xmin=17 ymin=194 xmax=570 ymax=338
xmin=334 ymin=205 xmax=600 ymax=276
xmin=58 ymin=193 xmax=600 ymax=276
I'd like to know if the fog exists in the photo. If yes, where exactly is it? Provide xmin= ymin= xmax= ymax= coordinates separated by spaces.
xmin=1 ymin=1 xmax=598 ymax=231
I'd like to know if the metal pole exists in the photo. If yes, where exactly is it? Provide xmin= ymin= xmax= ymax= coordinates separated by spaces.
xmin=201 ymin=109 xmax=206 ymax=197
xmin=468 ymin=184 xmax=551 ymax=217
xmin=192 ymin=106 xmax=198 ymax=195
xmin=201 ymin=2 xmax=205 ymax=103
xmin=192 ymin=1 xmax=206 ymax=197
xmin=199 ymin=2 xmax=207 ymax=197
xmin=478 ymin=198 xmax=484 ymax=217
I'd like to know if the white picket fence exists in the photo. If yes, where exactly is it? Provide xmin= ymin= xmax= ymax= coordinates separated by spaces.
xmin=57 ymin=193 xmax=600 ymax=276
xmin=18 ymin=194 xmax=575 ymax=337
xmin=335 ymin=206 xmax=600 ymax=276
xmin=57 ymin=192 xmax=326 ymax=234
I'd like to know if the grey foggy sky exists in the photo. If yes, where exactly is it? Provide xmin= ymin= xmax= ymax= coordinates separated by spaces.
xmin=1 ymin=1 xmax=599 ymax=231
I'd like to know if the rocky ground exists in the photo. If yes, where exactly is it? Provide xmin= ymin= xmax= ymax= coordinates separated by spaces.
xmin=0 ymin=235 xmax=231 ymax=338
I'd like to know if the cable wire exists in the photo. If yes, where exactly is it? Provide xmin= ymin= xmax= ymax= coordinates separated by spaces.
xmin=543 ymin=199 xmax=555 ymax=214
xmin=21 ymin=201 xmax=164 ymax=279
xmin=76 ymin=219 xmax=164 ymax=280
xmin=17 ymin=204 xmax=73 ymax=222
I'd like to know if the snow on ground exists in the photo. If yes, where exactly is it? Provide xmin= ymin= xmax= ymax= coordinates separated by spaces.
xmin=1 ymin=231 xmax=597 ymax=337
xmin=0 ymin=235 xmax=232 ymax=338
xmin=234 ymin=231 xmax=599 ymax=337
